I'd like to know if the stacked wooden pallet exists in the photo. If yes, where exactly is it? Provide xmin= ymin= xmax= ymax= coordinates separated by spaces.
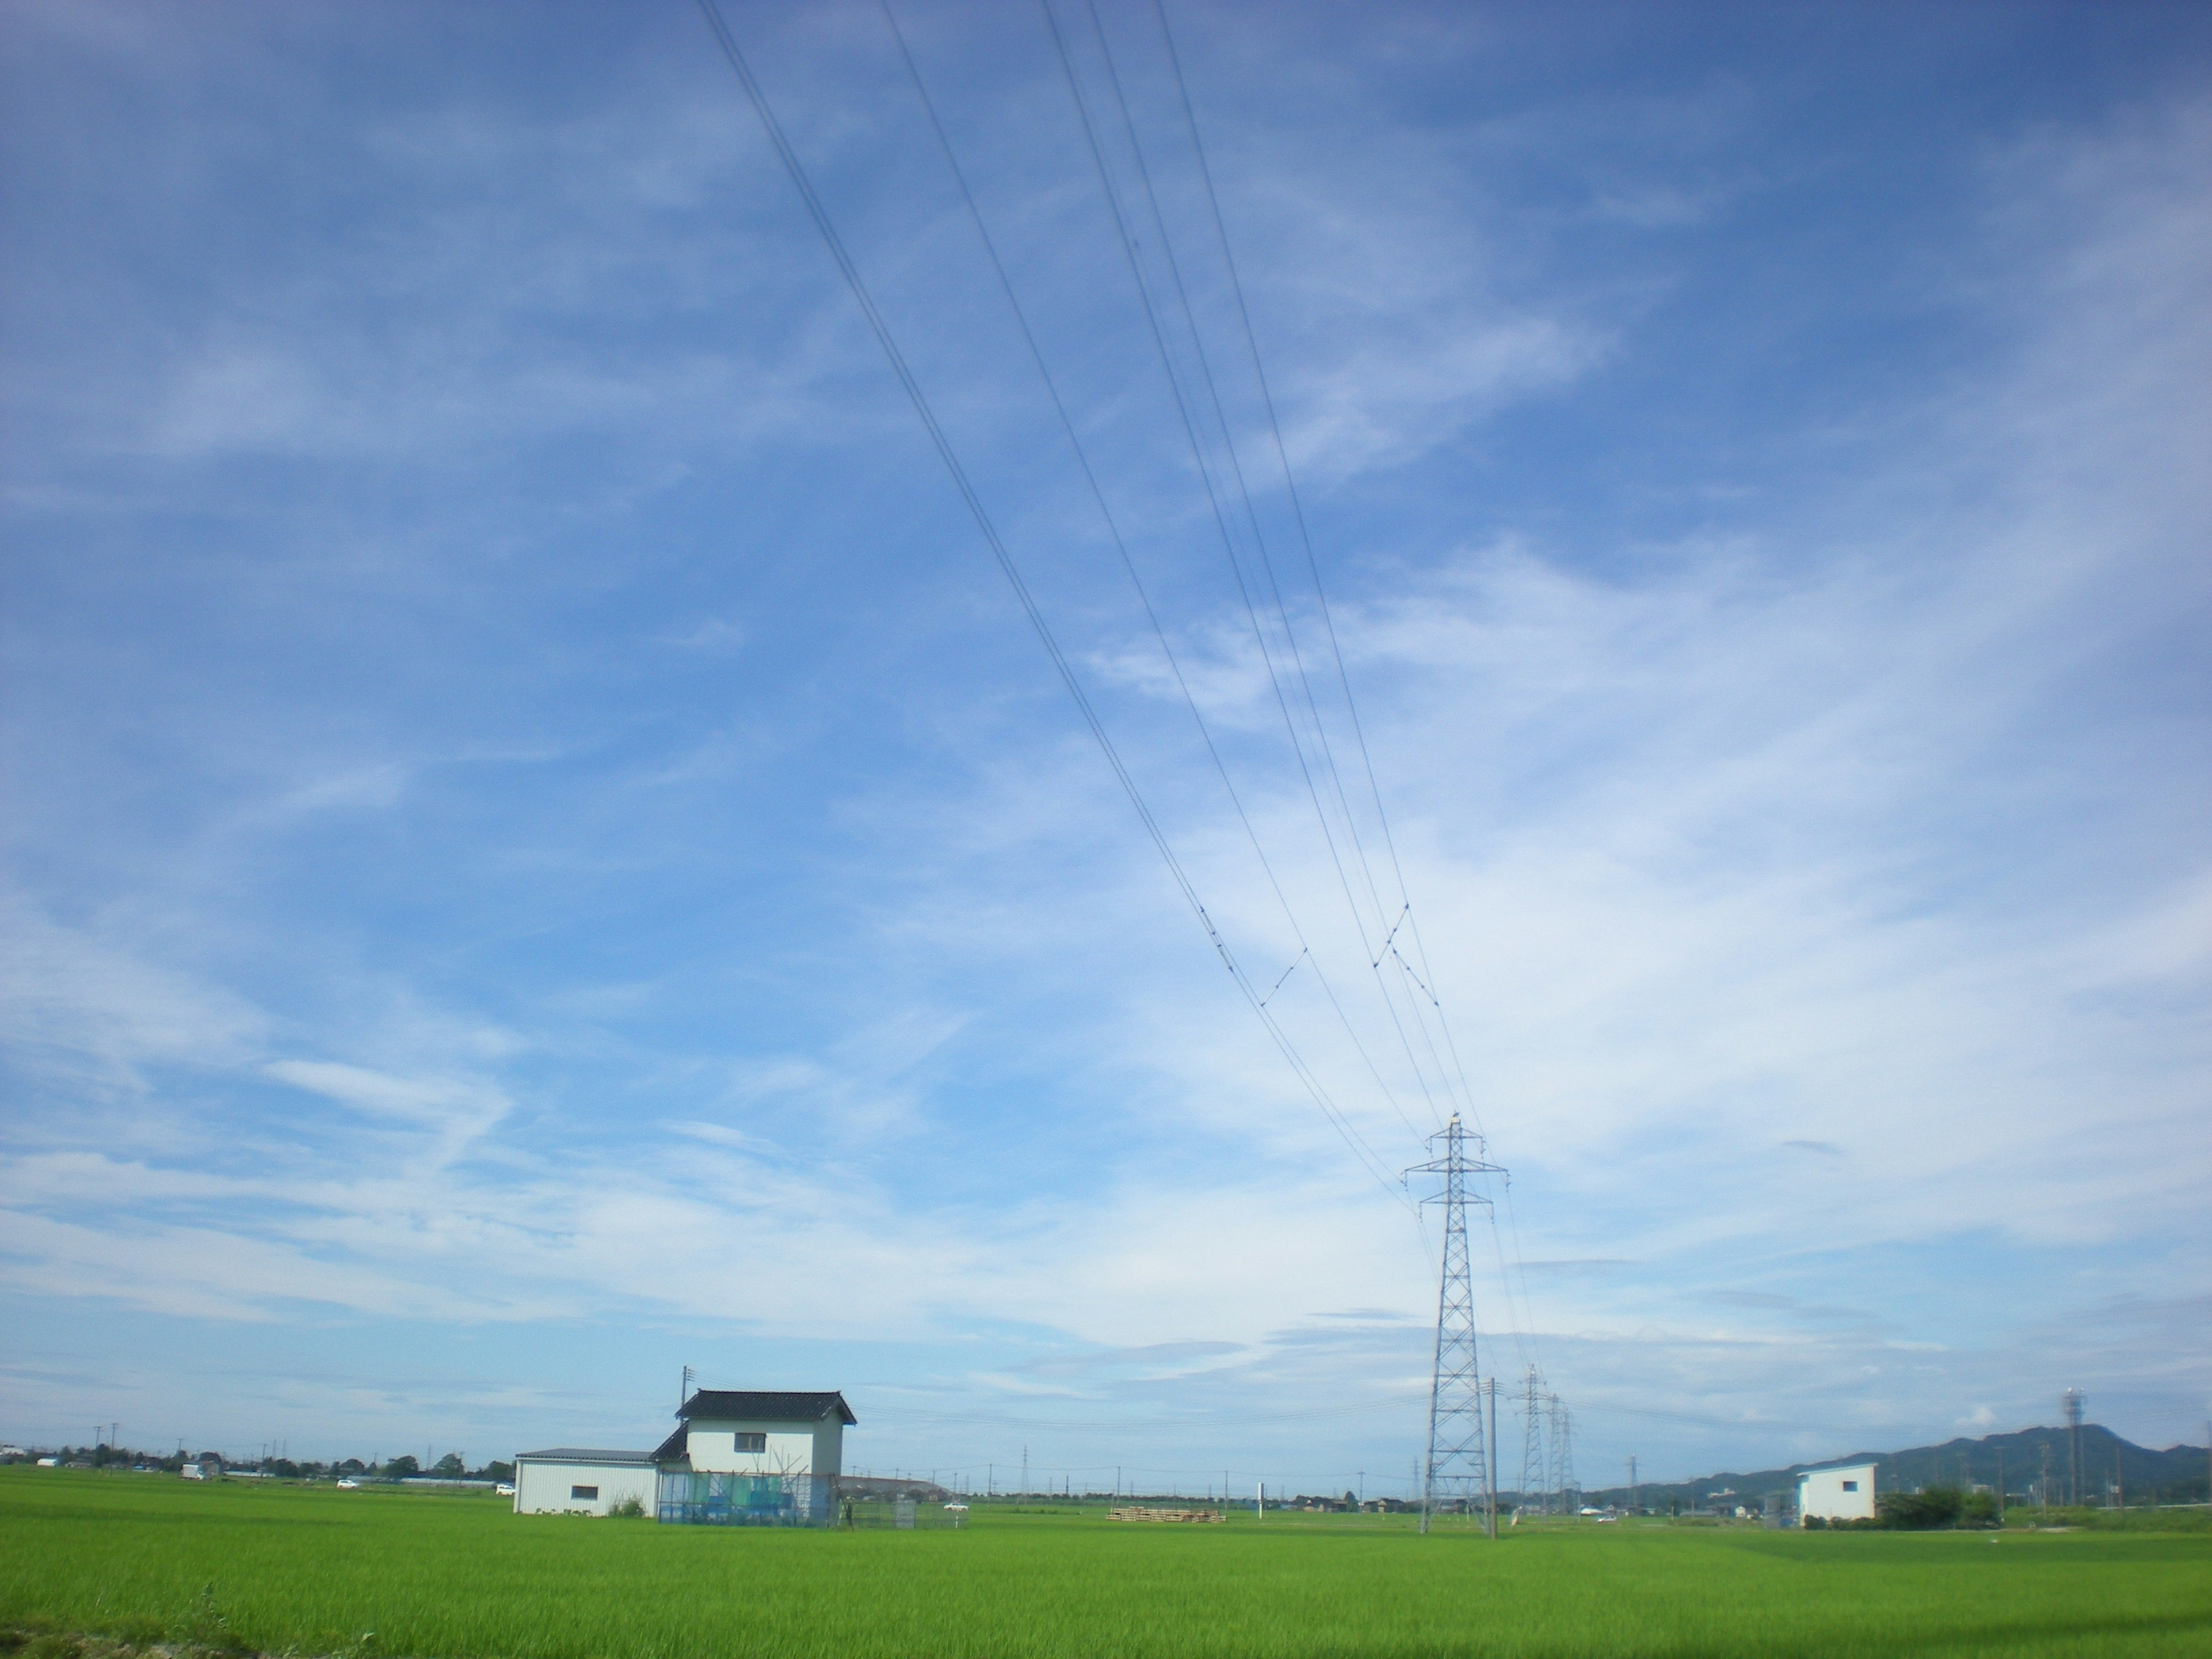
xmin=1108 ymin=1506 xmax=1225 ymax=1523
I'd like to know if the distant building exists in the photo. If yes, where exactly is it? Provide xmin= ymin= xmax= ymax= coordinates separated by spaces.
xmin=513 ymin=1389 xmax=855 ymax=1526
xmin=1797 ymin=1461 xmax=1877 ymax=1525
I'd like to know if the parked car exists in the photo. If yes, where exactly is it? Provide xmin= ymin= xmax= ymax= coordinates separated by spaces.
xmin=335 ymin=1478 xmax=360 ymax=1490
xmin=494 ymin=1483 xmax=515 ymax=1497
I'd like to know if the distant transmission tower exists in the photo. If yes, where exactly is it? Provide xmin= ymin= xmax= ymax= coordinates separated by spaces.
xmin=1410 ymin=1113 xmax=1505 ymax=1536
xmin=1518 ymin=1366 xmax=1547 ymax=1516
xmin=1546 ymin=1395 xmax=1579 ymax=1516
xmin=2062 ymin=1389 xmax=2085 ymax=1507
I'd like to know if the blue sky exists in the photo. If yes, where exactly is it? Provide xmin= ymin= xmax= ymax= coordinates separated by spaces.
xmin=3 ymin=0 xmax=2208 ymax=1495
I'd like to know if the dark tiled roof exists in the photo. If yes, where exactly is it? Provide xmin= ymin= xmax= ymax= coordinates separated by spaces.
xmin=679 ymin=1389 xmax=857 ymax=1426
xmin=649 ymin=1426 xmax=688 ymax=1463
xmin=514 ymin=1448 xmax=656 ymax=1464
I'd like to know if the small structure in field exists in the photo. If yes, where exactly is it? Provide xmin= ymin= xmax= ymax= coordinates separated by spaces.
xmin=512 ymin=1448 xmax=659 ymax=1517
xmin=513 ymin=1388 xmax=855 ymax=1527
xmin=1796 ymin=1461 xmax=1877 ymax=1525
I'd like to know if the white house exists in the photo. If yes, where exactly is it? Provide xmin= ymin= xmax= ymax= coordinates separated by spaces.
xmin=1797 ymin=1461 xmax=1877 ymax=1525
xmin=652 ymin=1389 xmax=854 ymax=1526
xmin=513 ymin=1389 xmax=855 ymax=1526
xmin=652 ymin=1389 xmax=850 ymax=1480
xmin=511 ymin=1448 xmax=660 ymax=1517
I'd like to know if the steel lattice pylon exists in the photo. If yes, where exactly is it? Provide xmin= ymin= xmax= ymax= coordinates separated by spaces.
xmin=1410 ymin=1113 xmax=1506 ymax=1535
xmin=1548 ymin=1396 xmax=1578 ymax=1515
xmin=1518 ymin=1366 xmax=1546 ymax=1515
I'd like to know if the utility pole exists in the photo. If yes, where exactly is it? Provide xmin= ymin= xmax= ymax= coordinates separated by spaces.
xmin=1996 ymin=1448 xmax=2003 ymax=1522
xmin=1484 ymin=1378 xmax=1499 ymax=1539
xmin=1022 ymin=1446 xmax=1029 ymax=1501
xmin=1408 ymin=1114 xmax=1505 ymax=1536
xmin=1628 ymin=1455 xmax=1638 ymax=1516
xmin=681 ymin=1365 xmax=694 ymax=1410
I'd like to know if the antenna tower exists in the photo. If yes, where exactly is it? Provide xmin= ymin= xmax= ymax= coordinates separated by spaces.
xmin=2062 ymin=1389 xmax=2084 ymax=1507
xmin=1518 ymin=1366 xmax=1546 ymax=1516
xmin=1409 ymin=1113 xmax=1505 ymax=1535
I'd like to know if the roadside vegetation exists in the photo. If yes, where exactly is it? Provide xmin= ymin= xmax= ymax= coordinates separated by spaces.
xmin=5 ymin=1468 xmax=2209 ymax=1658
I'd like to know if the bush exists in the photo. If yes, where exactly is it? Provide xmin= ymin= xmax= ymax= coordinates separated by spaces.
xmin=610 ymin=1497 xmax=647 ymax=1519
xmin=1877 ymin=1487 xmax=1965 ymax=1531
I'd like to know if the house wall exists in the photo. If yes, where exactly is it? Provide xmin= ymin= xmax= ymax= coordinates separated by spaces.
xmin=514 ymin=1459 xmax=658 ymax=1517
xmin=685 ymin=1418 xmax=839 ymax=1478
xmin=1797 ymin=1464 xmax=1877 ymax=1524
xmin=811 ymin=1417 xmax=843 ymax=1479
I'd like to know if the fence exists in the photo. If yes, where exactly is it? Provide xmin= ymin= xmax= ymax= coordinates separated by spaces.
xmin=656 ymin=1472 xmax=965 ymax=1529
xmin=836 ymin=1495 xmax=965 ymax=1530
xmin=656 ymin=1471 xmax=830 ymax=1527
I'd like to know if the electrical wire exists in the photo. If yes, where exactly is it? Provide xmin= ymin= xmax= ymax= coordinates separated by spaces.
xmin=1044 ymin=0 xmax=1458 ymax=1134
xmin=1156 ymin=1 xmax=1498 ymax=1193
xmin=875 ymin=0 xmax=1435 ymax=1152
xmin=1140 ymin=0 xmax=1550 ymax=1376
xmin=690 ymin=0 xmax=1414 ymax=1213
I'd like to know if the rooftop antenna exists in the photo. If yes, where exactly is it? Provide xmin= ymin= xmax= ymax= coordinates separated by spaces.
xmin=1409 ymin=1113 xmax=1505 ymax=1536
xmin=2062 ymin=1389 xmax=2084 ymax=1507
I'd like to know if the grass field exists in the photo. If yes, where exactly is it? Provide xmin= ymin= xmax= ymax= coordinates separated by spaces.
xmin=5 ymin=1470 xmax=2210 ymax=1658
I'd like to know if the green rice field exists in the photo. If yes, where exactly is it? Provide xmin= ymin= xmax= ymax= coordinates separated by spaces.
xmin=5 ymin=1469 xmax=2209 ymax=1658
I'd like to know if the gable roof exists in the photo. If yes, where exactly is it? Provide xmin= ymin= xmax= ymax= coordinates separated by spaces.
xmin=679 ymin=1389 xmax=857 ymax=1426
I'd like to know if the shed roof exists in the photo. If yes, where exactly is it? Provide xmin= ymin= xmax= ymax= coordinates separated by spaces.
xmin=514 ymin=1448 xmax=657 ymax=1465
xmin=679 ymin=1389 xmax=857 ymax=1426
xmin=1796 ymin=1461 xmax=1878 ymax=1477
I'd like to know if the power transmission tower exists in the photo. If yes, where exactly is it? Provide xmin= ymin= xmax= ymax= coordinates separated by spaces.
xmin=1518 ymin=1366 xmax=1546 ymax=1516
xmin=2062 ymin=1389 xmax=2084 ymax=1508
xmin=1409 ymin=1113 xmax=1505 ymax=1535
xmin=1547 ymin=1395 xmax=1579 ymax=1516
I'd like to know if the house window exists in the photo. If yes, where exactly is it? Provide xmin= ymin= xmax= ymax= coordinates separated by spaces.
xmin=571 ymin=1484 xmax=599 ymax=1501
xmin=734 ymin=1433 xmax=767 ymax=1453
xmin=1840 ymin=1481 xmax=1858 ymax=1492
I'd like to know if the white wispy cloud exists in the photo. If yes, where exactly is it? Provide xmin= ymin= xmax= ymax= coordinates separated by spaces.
xmin=1 ymin=5 xmax=2203 ymax=1478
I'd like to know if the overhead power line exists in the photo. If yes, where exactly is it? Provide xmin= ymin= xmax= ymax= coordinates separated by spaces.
xmin=690 ymin=0 xmax=1412 ymax=1211
xmin=1043 ymin=0 xmax=1546 ymax=1373
xmin=1041 ymin=0 xmax=1462 ymax=1141
xmin=874 ymin=0 xmax=1431 ymax=1152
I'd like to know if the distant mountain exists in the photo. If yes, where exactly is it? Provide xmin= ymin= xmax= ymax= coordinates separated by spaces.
xmin=1559 ymin=1424 xmax=2209 ymax=1510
